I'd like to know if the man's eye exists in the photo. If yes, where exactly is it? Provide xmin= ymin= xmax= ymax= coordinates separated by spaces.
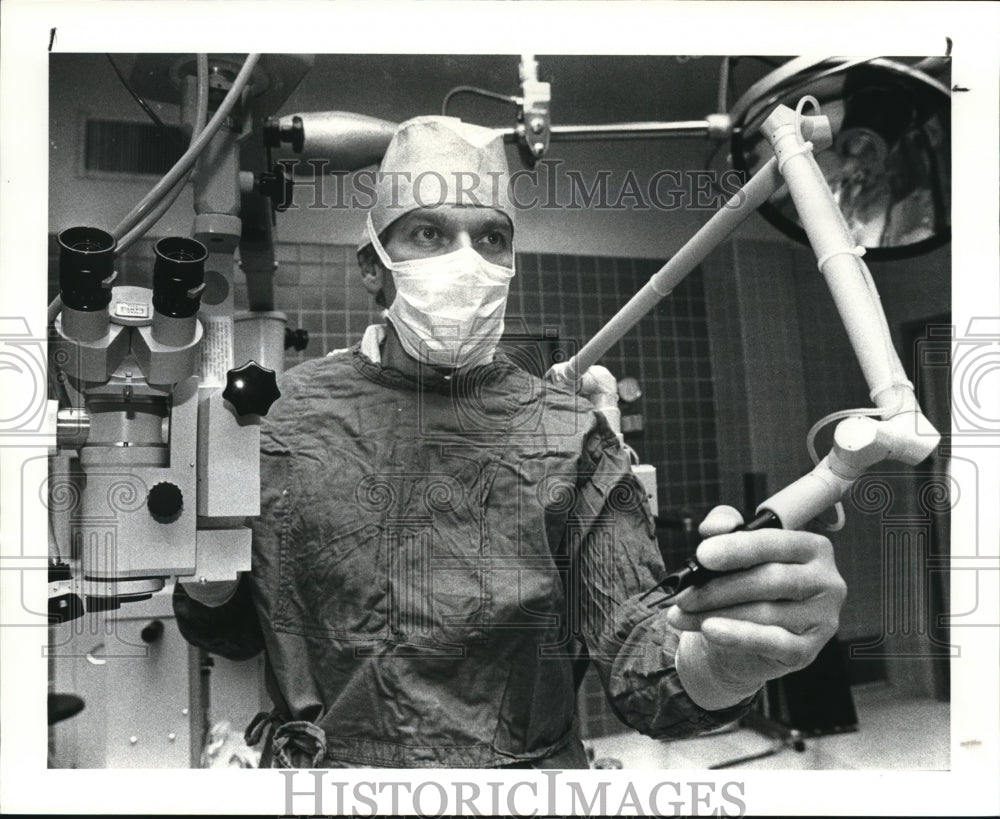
xmin=483 ymin=232 xmax=506 ymax=247
xmin=415 ymin=227 xmax=440 ymax=241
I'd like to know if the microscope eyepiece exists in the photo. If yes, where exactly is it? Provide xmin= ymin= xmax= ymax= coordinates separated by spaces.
xmin=152 ymin=237 xmax=208 ymax=319
xmin=58 ymin=227 xmax=117 ymax=312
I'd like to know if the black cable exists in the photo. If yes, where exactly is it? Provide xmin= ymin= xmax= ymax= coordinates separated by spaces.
xmin=707 ymin=724 xmax=806 ymax=770
xmin=105 ymin=54 xmax=184 ymax=150
xmin=441 ymin=85 xmax=520 ymax=117
xmin=707 ymin=737 xmax=788 ymax=770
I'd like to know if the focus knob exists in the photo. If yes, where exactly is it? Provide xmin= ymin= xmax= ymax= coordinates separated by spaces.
xmin=140 ymin=619 xmax=165 ymax=644
xmin=147 ymin=482 xmax=183 ymax=522
xmin=223 ymin=360 xmax=281 ymax=417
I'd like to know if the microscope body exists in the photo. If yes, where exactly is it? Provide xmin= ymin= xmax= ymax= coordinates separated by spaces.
xmin=52 ymin=231 xmax=259 ymax=609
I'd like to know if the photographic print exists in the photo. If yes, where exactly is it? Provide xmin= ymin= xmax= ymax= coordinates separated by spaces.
xmin=1 ymin=2 xmax=997 ymax=816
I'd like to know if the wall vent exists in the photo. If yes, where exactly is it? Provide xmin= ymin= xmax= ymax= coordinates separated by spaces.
xmin=84 ymin=119 xmax=185 ymax=175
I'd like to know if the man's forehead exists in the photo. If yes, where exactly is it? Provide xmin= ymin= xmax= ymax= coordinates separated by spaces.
xmin=394 ymin=206 xmax=513 ymax=233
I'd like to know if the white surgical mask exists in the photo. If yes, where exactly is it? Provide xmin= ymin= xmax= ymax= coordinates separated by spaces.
xmin=367 ymin=214 xmax=515 ymax=370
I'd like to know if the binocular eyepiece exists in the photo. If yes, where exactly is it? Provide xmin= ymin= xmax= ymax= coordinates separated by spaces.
xmin=152 ymin=236 xmax=208 ymax=319
xmin=58 ymin=227 xmax=117 ymax=312
xmin=58 ymin=229 xmax=209 ymax=319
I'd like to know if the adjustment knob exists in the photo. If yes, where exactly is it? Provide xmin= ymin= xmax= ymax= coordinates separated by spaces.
xmin=223 ymin=360 xmax=281 ymax=417
xmin=284 ymin=327 xmax=309 ymax=351
xmin=147 ymin=482 xmax=183 ymax=522
xmin=140 ymin=619 xmax=165 ymax=644
xmin=256 ymin=164 xmax=295 ymax=212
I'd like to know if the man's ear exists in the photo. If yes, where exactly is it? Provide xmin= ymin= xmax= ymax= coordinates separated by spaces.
xmin=358 ymin=248 xmax=385 ymax=296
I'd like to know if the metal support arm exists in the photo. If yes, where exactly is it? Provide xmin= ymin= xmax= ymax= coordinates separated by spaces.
xmin=549 ymin=100 xmax=939 ymax=541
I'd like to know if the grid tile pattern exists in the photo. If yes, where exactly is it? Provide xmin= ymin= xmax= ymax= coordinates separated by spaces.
xmin=266 ymin=242 xmax=384 ymax=360
xmin=513 ymin=252 xmax=721 ymax=518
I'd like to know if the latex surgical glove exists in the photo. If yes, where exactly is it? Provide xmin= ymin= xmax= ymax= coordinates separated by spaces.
xmin=577 ymin=365 xmax=623 ymax=434
xmin=578 ymin=364 xmax=618 ymax=405
xmin=669 ymin=505 xmax=847 ymax=710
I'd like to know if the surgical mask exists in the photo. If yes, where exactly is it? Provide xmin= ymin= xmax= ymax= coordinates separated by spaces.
xmin=367 ymin=214 xmax=515 ymax=370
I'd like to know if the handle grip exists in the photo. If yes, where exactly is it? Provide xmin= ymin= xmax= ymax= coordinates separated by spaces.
xmin=640 ymin=509 xmax=781 ymax=604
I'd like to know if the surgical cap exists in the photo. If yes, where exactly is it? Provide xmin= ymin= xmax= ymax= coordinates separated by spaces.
xmin=359 ymin=116 xmax=514 ymax=252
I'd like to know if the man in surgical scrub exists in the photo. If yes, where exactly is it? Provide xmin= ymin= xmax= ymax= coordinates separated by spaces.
xmin=174 ymin=116 xmax=846 ymax=769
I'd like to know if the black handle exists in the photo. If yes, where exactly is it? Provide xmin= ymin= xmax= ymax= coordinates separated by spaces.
xmin=640 ymin=509 xmax=782 ymax=604
xmin=223 ymin=360 xmax=281 ymax=417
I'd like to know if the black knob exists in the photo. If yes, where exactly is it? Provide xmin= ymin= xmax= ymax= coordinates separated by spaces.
xmin=288 ymin=116 xmax=305 ymax=152
xmin=140 ymin=619 xmax=165 ymax=644
xmin=223 ymin=361 xmax=281 ymax=417
xmin=284 ymin=327 xmax=309 ymax=351
xmin=147 ymin=481 xmax=183 ymax=522
xmin=256 ymin=164 xmax=294 ymax=212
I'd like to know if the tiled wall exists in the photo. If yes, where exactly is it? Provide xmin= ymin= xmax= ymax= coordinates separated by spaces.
xmin=513 ymin=252 xmax=721 ymax=517
xmin=265 ymin=243 xmax=384 ymax=361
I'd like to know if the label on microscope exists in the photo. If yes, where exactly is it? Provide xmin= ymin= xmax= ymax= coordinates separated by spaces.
xmin=114 ymin=301 xmax=149 ymax=319
xmin=199 ymin=315 xmax=233 ymax=388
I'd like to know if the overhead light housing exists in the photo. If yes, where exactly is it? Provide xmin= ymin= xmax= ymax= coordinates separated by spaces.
xmin=729 ymin=57 xmax=951 ymax=260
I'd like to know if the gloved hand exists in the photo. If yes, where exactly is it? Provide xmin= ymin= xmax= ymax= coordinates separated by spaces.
xmin=577 ymin=365 xmax=623 ymax=437
xmin=577 ymin=364 xmax=618 ymax=405
xmin=668 ymin=505 xmax=847 ymax=710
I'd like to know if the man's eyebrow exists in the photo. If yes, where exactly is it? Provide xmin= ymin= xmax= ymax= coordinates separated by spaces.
xmin=403 ymin=209 xmax=512 ymax=233
xmin=400 ymin=209 xmax=447 ymax=227
xmin=479 ymin=214 xmax=513 ymax=232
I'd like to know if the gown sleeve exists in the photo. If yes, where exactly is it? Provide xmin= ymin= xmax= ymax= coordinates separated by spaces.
xmin=568 ymin=411 xmax=758 ymax=738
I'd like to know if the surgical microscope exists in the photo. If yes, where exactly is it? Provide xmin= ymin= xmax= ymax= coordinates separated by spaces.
xmin=48 ymin=54 xmax=311 ymax=620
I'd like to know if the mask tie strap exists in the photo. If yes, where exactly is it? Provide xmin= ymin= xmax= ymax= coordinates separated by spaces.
xmin=366 ymin=213 xmax=397 ymax=270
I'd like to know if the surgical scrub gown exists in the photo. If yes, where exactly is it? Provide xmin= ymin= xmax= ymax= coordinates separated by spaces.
xmin=174 ymin=341 xmax=755 ymax=768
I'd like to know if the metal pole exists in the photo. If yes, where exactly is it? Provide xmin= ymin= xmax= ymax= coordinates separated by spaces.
xmin=502 ymin=121 xmax=716 ymax=143
xmin=552 ymin=155 xmax=784 ymax=382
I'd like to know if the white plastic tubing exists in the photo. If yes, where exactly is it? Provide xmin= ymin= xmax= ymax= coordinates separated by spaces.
xmin=113 ymin=53 xmax=261 ymax=242
xmin=759 ymin=102 xmax=914 ymax=415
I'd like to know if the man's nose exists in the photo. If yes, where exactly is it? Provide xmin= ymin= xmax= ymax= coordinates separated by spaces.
xmin=453 ymin=232 xmax=474 ymax=250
